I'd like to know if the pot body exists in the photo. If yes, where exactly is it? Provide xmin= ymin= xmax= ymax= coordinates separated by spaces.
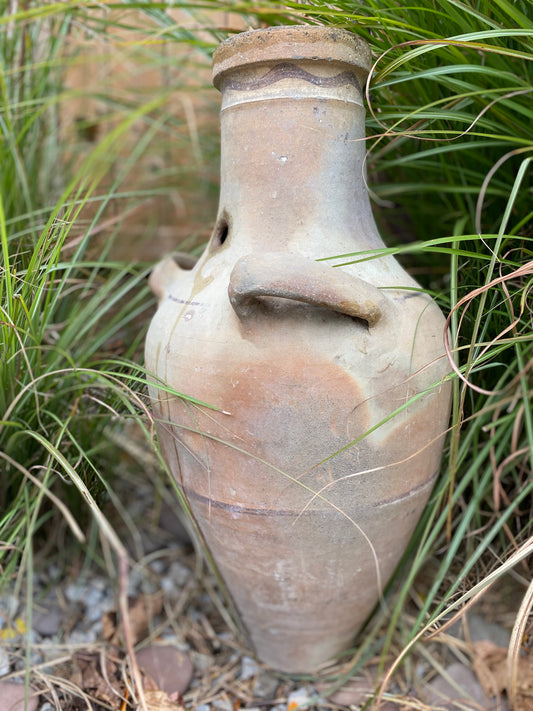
xmin=145 ymin=26 xmax=451 ymax=673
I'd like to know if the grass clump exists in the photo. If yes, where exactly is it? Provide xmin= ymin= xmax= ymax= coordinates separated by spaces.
xmin=0 ymin=5 xmax=153 ymax=589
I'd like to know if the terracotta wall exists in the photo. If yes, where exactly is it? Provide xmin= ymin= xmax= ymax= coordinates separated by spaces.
xmin=61 ymin=8 xmax=246 ymax=262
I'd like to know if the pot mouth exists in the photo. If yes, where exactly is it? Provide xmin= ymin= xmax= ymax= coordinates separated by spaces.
xmin=212 ymin=25 xmax=372 ymax=89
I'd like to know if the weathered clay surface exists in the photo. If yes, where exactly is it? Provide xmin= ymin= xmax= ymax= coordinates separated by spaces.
xmin=146 ymin=26 xmax=451 ymax=672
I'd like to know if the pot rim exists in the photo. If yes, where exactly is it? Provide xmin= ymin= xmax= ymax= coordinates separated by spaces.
xmin=212 ymin=24 xmax=372 ymax=89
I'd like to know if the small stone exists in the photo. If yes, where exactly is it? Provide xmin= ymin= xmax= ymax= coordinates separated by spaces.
xmin=468 ymin=613 xmax=511 ymax=647
xmin=169 ymin=560 xmax=191 ymax=587
xmin=253 ymin=670 xmax=279 ymax=700
xmin=213 ymin=700 xmax=232 ymax=711
xmin=91 ymin=577 xmax=107 ymax=592
xmin=0 ymin=680 xmax=39 ymax=711
xmin=136 ymin=644 xmax=193 ymax=695
xmin=445 ymin=612 xmax=511 ymax=648
xmin=64 ymin=581 xmax=88 ymax=603
xmin=317 ymin=669 xmax=377 ymax=707
xmin=287 ymin=687 xmax=311 ymax=711
xmin=195 ymin=705 xmax=210 ymax=711
xmin=0 ymin=647 xmax=11 ymax=676
xmin=193 ymin=652 xmax=214 ymax=671
xmin=32 ymin=599 xmax=64 ymax=637
xmin=240 ymin=655 xmax=258 ymax=681
xmin=68 ymin=628 xmax=98 ymax=644
xmin=149 ymin=559 xmax=166 ymax=575
xmin=423 ymin=662 xmax=487 ymax=709
xmin=39 ymin=704 xmax=55 ymax=711
xmin=85 ymin=586 xmax=104 ymax=609
xmin=85 ymin=600 xmax=107 ymax=624
xmin=0 ymin=594 xmax=19 ymax=623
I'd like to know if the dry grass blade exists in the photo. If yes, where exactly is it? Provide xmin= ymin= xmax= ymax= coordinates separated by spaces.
xmin=0 ymin=452 xmax=85 ymax=543
xmin=376 ymin=534 xmax=533 ymax=707
xmin=26 ymin=432 xmax=149 ymax=711
xmin=443 ymin=260 xmax=533 ymax=395
xmin=507 ymin=575 xmax=533 ymax=710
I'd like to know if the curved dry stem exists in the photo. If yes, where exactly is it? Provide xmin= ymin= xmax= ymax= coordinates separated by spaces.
xmin=475 ymin=146 xmax=533 ymax=234
xmin=25 ymin=431 xmax=148 ymax=711
xmin=366 ymin=38 xmax=533 ymax=147
xmin=296 ymin=423 xmax=453 ymax=517
xmin=0 ymin=452 xmax=85 ymax=543
xmin=508 ymin=576 xmax=533 ymax=710
xmin=444 ymin=260 xmax=533 ymax=395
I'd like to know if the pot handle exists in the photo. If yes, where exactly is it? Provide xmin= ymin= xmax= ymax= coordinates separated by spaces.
xmin=149 ymin=252 xmax=197 ymax=300
xmin=228 ymin=253 xmax=386 ymax=327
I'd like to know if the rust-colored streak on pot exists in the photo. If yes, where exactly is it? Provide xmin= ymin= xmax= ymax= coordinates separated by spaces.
xmin=145 ymin=25 xmax=452 ymax=673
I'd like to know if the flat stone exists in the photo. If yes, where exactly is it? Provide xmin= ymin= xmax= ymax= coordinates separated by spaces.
xmin=445 ymin=612 xmax=511 ymax=648
xmin=0 ymin=681 xmax=39 ymax=711
xmin=32 ymin=599 xmax=64 ymax=637
xmin=423 ymin=662 xmax=488 ymax=709
xmin=137 ymin=644 xmax=193 ymax=695
xmin=317 ymin=668 xmax=377 ymax=707
xmin=468 ymin=613 xmax=511 ymax=647
xmin=252 ymin=669 xmax=279 ymax=700
xmin=212 ymin=700 xmax=232 ymax=711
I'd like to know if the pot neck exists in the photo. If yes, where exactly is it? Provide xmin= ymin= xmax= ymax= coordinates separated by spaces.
xmin=212 ymin=30 xmax=385 ymax=255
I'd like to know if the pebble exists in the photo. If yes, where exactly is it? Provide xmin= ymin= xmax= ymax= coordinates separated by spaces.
xmin=170 ymin=560 xmax=192 ymax=587
xmin=32 ymin=598 xmax=64 ymax=637
xmin=423 ymin=662 xmax=489 ymax=710
xmin=287 ymin=687 xmax=312 ymax=711
xmin=0 ymin=646 xmax=11 ymax=676
xmin=468 ymin=613 xmax=511 ymax=647
xmin=162 ymin=570 xmax=191 ymax=600
xmin=68 ymin=627 xmax=98 ymax=645
xmin=212 ymin=700 xmax=233 ymax=711
xmin=0 ymin=593 xmax=19 ymax=622
xmin=253 ymin=669 xmax=280 ymax=700
xmin=0 ymin=680 xmax=39 ymax=711
xmin=239 ymin=655 xmax=258 ymax=680
xmin=136 ymin=644 xmax=193 ymax=694
xmin=64 ymin=581 xmax=89 ymax=603
xmin=149 ymin=558 xmax=166 ymax=575
xmin=318 ymin=670 xmax=376 ymax=707
xmin=444 ymin=612 xmax=511 ymax=647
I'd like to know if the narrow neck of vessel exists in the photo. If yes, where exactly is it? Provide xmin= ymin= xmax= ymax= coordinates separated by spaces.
xmin=212 ymin=28 xmax=385 ymax=255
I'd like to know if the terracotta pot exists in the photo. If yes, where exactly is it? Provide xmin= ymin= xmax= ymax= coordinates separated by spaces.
xmin=145 ymin=26 xmax=451 ymax=673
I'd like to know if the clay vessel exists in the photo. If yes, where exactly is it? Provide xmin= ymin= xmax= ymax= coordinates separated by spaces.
xmin=145 ymin=26 xmax=451 ymax=673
